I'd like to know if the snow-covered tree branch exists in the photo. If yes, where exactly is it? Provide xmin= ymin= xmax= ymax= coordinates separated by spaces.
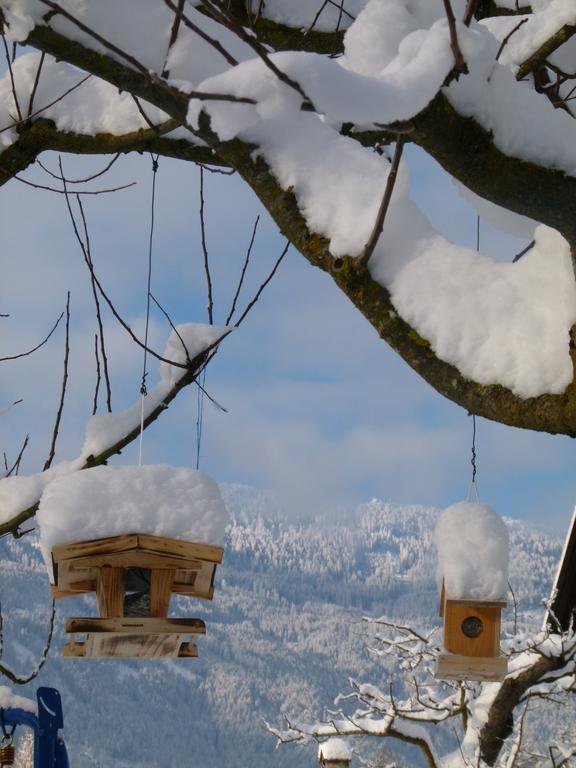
xmin=270 ymin=613 xmax=576 ymax=766
xmin=0 ymin=0 xmax=575 ymax=437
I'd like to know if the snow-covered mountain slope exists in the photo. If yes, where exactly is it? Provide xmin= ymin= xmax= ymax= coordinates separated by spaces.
xmin=0 ymin=488 xmax=563 ymax=767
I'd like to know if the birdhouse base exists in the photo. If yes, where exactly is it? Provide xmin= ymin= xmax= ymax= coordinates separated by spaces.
xmin=63 ymin=617 xmax=205 ymax=659
xmin=436 ymin=653 xmax=507 ymax=682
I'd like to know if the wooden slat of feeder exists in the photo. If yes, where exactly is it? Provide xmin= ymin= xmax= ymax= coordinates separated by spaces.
xmin=436 ymin=653 xmax=507 ymax=682
xmin=52 ymin=534 xmax=141 ymax=563
xmin=66 ymin=617 xmax=206 ymax=634
xmin=52 ymin=533 xmax=223 ymax=565
xmin=51 ymin=580 xmax=97 ymax=598
xmin=68 ymin=632 xmax=184 ymax=659
xmin=54 ymin=559 xmax=99 ymax=592
xmin=178 ymin=642 xmax=199 ymax=658
xmin=97 ymin=566 xmax=124 ymax=618
xmin=66 ymin=551 xmax=204 ymax=571
xmin=149 ymin=569 xmax=175 ymax=617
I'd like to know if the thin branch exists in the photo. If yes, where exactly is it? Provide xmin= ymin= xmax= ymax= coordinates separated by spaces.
xmin=442 ymin=0 xmax=469 ymax=84
xmin=162 ymin=0 xmax=186 ymax=77
xmin=0 ymin=73 xmax=92 ymax=135
xmin=0 ymin=312 xmax=64 ymax=361
xmin=226 ymin=215 xmax=260 ymax=325
xmin=14 ymin=174 xmax=135 ymax=195
xmin=358 ymin=135 xmax=405 ymax=268
xmin=512 ymin=239 xmax=535 ymax=262
xmin=149 ymin=292 xmax=192 ymax=366
xmin=235 ymin=240 xmax=290 ymax=326
xmin=37 ymin=153 xmax=121 ymax=184
xmin=26 ymin=51 xmax=46 ymax=118
xmin=162 ymin=0 xmax=239 ymax=67
xmin=92 ymin=333 xmax=101 ymax=416
xmin=462 ymin=0 xmax=479 ymax=26
xmin=496 ymin=17 xmax=529 ymax=62
xmin=75 ymin=192 xmax=113 ymax=410
xmin=200 ymin=0 xmax=315 ymax=108
xmin=5 ymin=435 xmax=29 ymax=478
xmin=0 ymin=600 xmax=55 ymax=685
xmin=0 ymin=399 xmax=23 ymax=418
xmin=199 ymin=166 xmax=215 ymax=324
xmin=1 ymin=31 xmax=22 ymax=122
xmin=43 ymin=291 xmax=70 ymax=470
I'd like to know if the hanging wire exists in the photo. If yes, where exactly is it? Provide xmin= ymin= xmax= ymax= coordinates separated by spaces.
xmin=467 ymin=214 xmax=482 ymax=502
xmin=196 ymin=367 xmax=207 ymax=470
xmin=138 ymin=155 xmax=159 ymax=466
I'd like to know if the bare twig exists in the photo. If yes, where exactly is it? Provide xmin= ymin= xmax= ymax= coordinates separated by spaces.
xmin=0 ymin=73 xmax=92 ymax=135
xmin=358 ymin=135 xmax=405 ymax=268
xmin=442 ymin=0 xmax=469 ymax=84
xmin=496 ymin=17 xmax=529 ymax=62
xmin=27 ymin=51 xmax=46 ymax=118
xmin=226 ymin=215 xmax=260 ymax=325
xmin=92 ymin=333 xmax=101 ymax=416
xmin=0 ymin=600 xmax=56 ymax=685
xmin=200 ymin=0 xmax=315 ymax=108
xmin=199 ymin=166 xmax=215 ymax=324
xmin=1 ymin=31 xmax=22 ymax=122
xmin=462 ymin=0 xmax=479 ymax=26
xmin=162 ymin=0 xmax=239 ymax=67
xmin=37 ymin=153 xmax=121 ymax=184
xmin=5 ymin=435 xmax=29 ymax=478
xmin=14 ymin=175 xmax=135 ymax=196
xmin=0 ymin=312 xmax=64 ymax=361
xmin=235 ymin=240 xmax=290 ymax=326
xmin=162 ymin=0 xmax=186 ymax=77
xmin=149 ymin=292 xmax=192 ymax=366
xmin=43 ymin=292 xmax=70 ymax=470
xmin=512 ymin=239 xmax=535 ymax=262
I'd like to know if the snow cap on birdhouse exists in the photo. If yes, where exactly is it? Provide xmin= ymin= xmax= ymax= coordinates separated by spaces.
xmin=435 ymin=501 xmax=509 ymax=682
xmin=435 ymin=500 xmax=509 ymax=601
xmin=37 ymin=464 xmax=230 ymax=579
xmin=318 ymin=738 xmax=352 ymax=768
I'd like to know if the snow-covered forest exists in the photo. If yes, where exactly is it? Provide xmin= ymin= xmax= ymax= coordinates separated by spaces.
xmin=1 ymin=0 xmax=576 ymax=765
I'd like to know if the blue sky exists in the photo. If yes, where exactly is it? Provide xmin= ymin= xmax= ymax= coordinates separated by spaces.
xmin=1 ymin=144 xmax=574 ymax=533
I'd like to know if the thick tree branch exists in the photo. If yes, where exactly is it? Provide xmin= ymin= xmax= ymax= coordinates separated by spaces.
xmin=517 ymin=25 xmax=576 ymax=81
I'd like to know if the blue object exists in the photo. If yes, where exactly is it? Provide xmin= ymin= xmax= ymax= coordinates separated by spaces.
xmin=0 ymin=687 xmax=69 ymax=768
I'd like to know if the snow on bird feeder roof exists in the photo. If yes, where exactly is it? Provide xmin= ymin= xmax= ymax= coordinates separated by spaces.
xmin=37 ymin=464 xmax=229 ymax=578
xmin=318 ymin=738 xmax=353 ymax=763
xmin=435 ymin=500 xmax=509 ymax=601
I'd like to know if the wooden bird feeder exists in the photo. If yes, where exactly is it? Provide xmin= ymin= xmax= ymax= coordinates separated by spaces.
xmin=50 ymin=532 xmax=223 ymax=659
xmin=436 ymin=581 xmax=507 ymax=681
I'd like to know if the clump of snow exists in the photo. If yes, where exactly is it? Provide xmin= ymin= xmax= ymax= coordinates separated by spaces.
xmin=0 ymin=686 xmax=36 ymax=714
xmin=435 ymin=501 xmax=509 ymax=600
xmin=159 ymin=323 xmax=230 ymax=387
xmin=318 ymin=738 xmax=353 ymax=762
xmin=37 ymin=465 xmax=230 ymax=577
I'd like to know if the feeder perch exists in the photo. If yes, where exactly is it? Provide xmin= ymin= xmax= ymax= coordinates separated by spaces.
xmin=436 ymin=581 xmax=507 ymax=681
xmin=50 ymin=532 xmax=223 ymax=659
xmin=318 ymin=739 xmax=352 ymax=768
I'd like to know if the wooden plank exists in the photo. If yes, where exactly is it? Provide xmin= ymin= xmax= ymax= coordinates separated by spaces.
xmin=445 ymin=598 xmax=507 ymax=609
xmin=192 ymin=562 xmax=217 ymax=597
xmin=178 ymin=642 xmax=198 ymax=658
xmin=172 ymin=583 xmax=214 ymax=600
xmin=51 ymin=582 xmax=97 ymax=599
xmin=52 ymin=534 xmax=140 ymax=563
xmin=54 ymin=559 xmax=98 ymax=591
xmin=150 ymin=569 xmax=175 ymax=617
xmin=137 ymin=534 xmax=224 ymax=564
xmin=63 ymin=641 xmax=87 ymax=658
xmin=97 ymin=566 xmax=124 ymax=619
xmin=69 ymin=551 xmax=203 ymax=571
xmin=66 ymin=617 xmax=206 ymax=635
xmin=87 ymin=633 xmax=182 ymax=658
xmin=436 ymin=653 xmax=507 ymax=682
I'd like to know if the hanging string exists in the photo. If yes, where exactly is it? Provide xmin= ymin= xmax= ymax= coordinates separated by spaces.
xmin=138 ymin=155 xmax=159 ymax=466
xmin=467 ymin=213 xmax=482 ymax=502
xmin=196 ymin=367 xmax=207 ymax=470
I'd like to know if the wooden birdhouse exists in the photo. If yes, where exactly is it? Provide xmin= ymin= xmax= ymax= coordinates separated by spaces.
xmin=318 ymin=739 xmax=352 ymax=768
xmin=51 ymin=532 xmax=223 ymax=659
xmin=37 ymin=464 xmax=229 ymax=660
xmin=436 ymin=582 xmax=507 ymax=681
xmin=434 ymin=500 xmax=509 ymax=682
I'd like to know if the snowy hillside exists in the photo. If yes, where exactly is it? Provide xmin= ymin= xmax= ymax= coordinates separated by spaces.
xmin=0 ymin=488 xmax=563 ymax=767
